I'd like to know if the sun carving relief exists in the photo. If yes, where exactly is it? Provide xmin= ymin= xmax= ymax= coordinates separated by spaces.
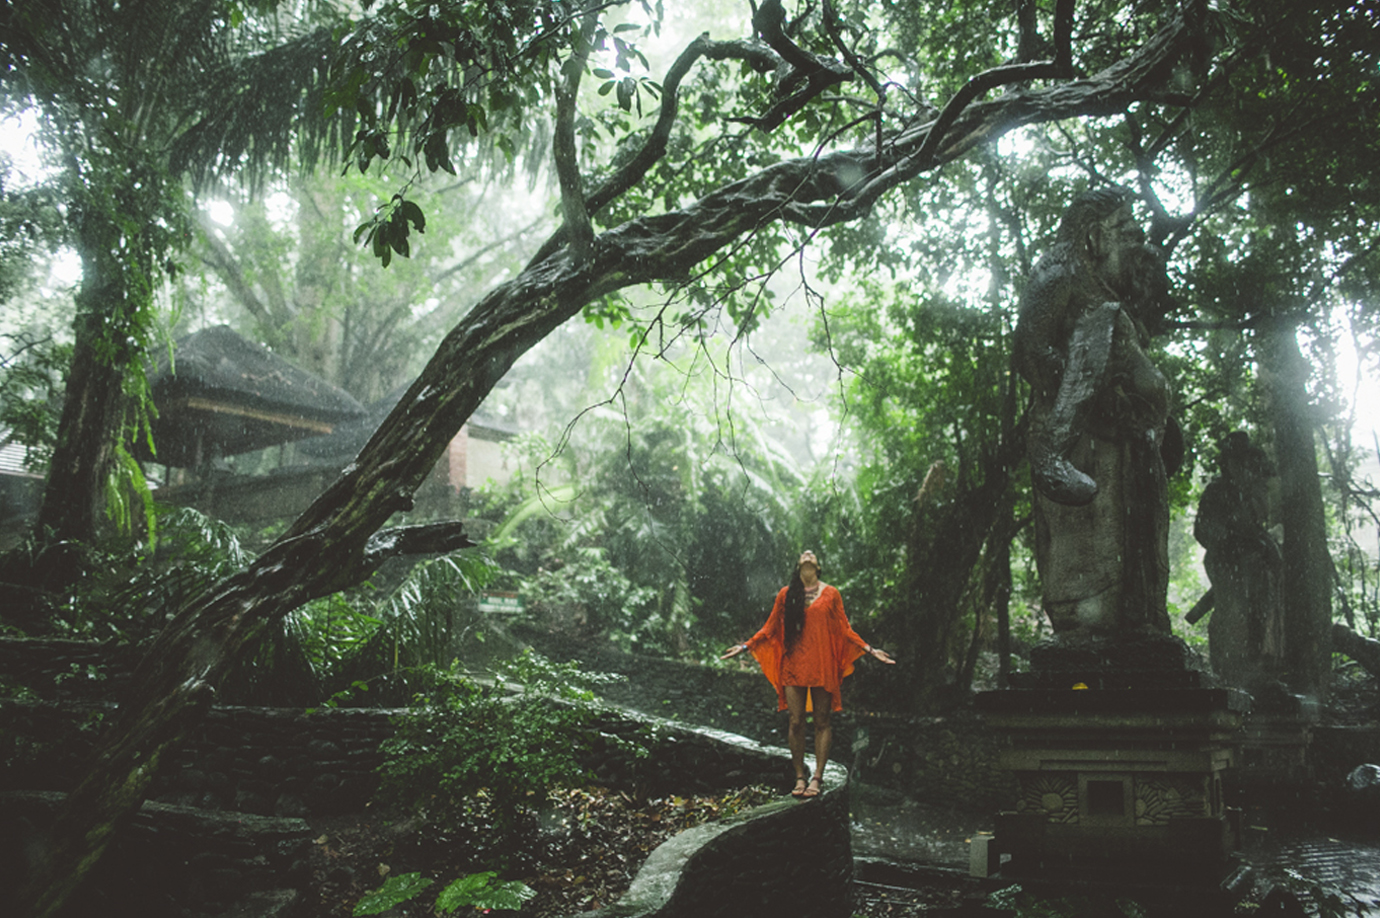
xmin=1133 ymin=777 xmax=1208 ymax=826
xmin=1017 ymin=774 xmax=1078 ymax=824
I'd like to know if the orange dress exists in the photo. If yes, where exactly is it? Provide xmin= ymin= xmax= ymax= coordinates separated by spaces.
xmin=745 ymin=583 xmax=869 ymax=712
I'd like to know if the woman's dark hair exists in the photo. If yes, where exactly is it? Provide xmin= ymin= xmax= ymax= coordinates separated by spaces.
xmin=783 ymin=567 xmax=806 ymax=652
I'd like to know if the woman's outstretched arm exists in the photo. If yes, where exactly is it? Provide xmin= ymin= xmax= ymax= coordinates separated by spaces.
xmin=722 ymin=587 xmax=786 ymax=658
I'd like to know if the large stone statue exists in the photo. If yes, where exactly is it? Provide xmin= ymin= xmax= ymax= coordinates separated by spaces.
xmin=1013 ymin=187 xmax=1175 ymax=637
xmin=1194 ymin=431 xmax=1284 ymax=689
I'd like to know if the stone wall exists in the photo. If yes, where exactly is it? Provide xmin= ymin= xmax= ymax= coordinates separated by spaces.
xmin=1 ymin=790 xmax=313 ymax=918
xmin=525 ymin=633 xmax=1017 ymax=813
xmin=0 ymin=698 xmax=801 ymax=817
xmin=160 ymin=706 xmax=401 ymax=817
xmin=525 ymin=635 xmax=1019 ymax=816
xmin=1 ymin=699 xmax=111 ymax=791
xmin=1 ymin=701 xmax=400 ymax=816
xmin=520 ymin=631 xmax=789 ymax=744
xmin=0 ymin=634 xmax=1014 ymax=815
xmin=0 ymin=637 xmax=140 ymax=702
xmin=844 ymin=709 xmax=1018 ymax=814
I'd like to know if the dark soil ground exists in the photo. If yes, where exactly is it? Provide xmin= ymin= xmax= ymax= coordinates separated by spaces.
xmin=304 ymin=784 xmax=777 ymax=916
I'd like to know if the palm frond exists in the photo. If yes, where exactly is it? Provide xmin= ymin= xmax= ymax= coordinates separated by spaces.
xmin=170 ymin=24 xmax=346 ymax=191
xmin=316 ymin=551 xmax=500 ymax=701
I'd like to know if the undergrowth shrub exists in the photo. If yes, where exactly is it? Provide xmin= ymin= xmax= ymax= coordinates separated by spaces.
xmin=375 ymin=651 xmax=645 ymax=850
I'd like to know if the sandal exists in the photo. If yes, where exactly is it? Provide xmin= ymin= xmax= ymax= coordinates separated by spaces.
xmin=790 ymin=776 xmax=808 ymax=798
xmin=801 ymin=776 xmax=823 ymax=798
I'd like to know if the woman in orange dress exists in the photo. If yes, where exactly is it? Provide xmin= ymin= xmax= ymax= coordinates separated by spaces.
xmin=722 ymin=550 xmax=895 ymax=797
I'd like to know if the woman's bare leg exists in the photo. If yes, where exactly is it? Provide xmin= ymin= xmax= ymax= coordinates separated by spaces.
xmin=784 ymin=686 xmax=809 ymax=793
xmin=807 ymin=687 xmax=833 ymax=794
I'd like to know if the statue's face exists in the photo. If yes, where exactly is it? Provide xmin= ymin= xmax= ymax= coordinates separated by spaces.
xmin=1224 ymin=449 xmax=1269 ymax=486
xmin=1092 ymin=204 xmax=1144 ymax=291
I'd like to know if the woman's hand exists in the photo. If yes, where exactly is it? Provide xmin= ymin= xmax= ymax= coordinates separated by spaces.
xmin=869 ymin=647 xmax=897 ymax=664
xmin=721 ymin=643 xmax=748 ymax=660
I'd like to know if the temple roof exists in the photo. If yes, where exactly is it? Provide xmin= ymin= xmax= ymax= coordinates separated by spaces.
xmin=142 ymin=325 xmax=366 ymax=467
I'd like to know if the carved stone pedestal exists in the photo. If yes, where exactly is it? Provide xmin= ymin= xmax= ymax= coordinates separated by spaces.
xmin=976 ymin=680 xmax=1251 ymax=894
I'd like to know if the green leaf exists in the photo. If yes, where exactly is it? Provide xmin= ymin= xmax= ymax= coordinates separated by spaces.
xmin=398 ymin=76 xmax=417 ymax=110
xmin=399 ymin=200 xmax=427 ymax=233
xmin=353 ymin=873 xmax=433 ymax=915
xmin=423 ymin=131 xmax=454 ymax=174
xmin=435 ymin=872 xmax=536 ymax=913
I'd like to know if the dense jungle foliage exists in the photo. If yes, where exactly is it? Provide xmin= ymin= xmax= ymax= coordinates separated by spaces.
xmin=2 ymin=0 xmax=1379 ymax=911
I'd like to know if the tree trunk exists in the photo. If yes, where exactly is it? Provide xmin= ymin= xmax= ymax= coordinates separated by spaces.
xmin=1259 ymin=317 xmax=1333 ymax=700
xmin=900 ymin=441 xmax=1019 ymax=712
xmin=13 ymin=213 xmax=131 ymax=621
xmin=34 ymin=327 xmax=123 ymax=547
xmin=14 ymin=14 xmax=1204 ymax=914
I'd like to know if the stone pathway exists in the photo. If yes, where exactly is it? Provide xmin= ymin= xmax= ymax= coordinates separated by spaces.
xmin=1242 ymin=826 xmax=1380 ymax=916
xmin=850 ymin=783 xmax=985 ymax=869
xmin=851 ymin=783 xmax=1380 ymax=915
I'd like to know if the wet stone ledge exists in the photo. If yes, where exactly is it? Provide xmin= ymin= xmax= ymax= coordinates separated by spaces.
xmin=543 ymin=703 xmax=856 ymax=916
xmin=588 ymin=763 xmax=853 ymax=918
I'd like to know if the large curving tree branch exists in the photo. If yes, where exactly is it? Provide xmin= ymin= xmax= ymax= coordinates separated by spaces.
xmin=780 ymin=5 xmax=1197 ymax=228
xmin=16 ymin=7 xmax=1207 ymax=915
xmin=529 ymin=34 xmax=782 ymax=268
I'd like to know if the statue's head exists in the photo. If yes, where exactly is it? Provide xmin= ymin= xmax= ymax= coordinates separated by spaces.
xmin=1218 ymin=431 xmax=1273 ymax=481
xmin=1058 ymin=186 xmax=1143 ymax=291
xmin=1123 ymin=244 xmax=1173 ymax=330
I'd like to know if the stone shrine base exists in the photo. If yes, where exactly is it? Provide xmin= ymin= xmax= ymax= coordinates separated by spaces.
xmin=976 ymin=676 xmax=1250 ymax=902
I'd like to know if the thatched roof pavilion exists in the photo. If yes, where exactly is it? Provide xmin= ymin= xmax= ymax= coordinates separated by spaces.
xmin=142 ymin=325 xmax=366 ymax=468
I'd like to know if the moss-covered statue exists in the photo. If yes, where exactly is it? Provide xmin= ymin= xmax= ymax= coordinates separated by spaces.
xmin=1013 ymin=187 xmax=1177 ymax=637
xmin=1194 ymin=431 xmax=1284 ymax=689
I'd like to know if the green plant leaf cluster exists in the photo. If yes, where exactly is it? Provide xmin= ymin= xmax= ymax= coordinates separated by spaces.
xmin=434 ymin=870 xmax=537 ymax=913
xmin=375 ymin=650 xmax=642 ymax=840
xmin=301 ymin=551 xmax=497 ymax=696
xmin=326 ymin=0 xmax=667 ymax=266
xmin=0 ymin=334 xmax=70 ymax=473
xmin=17 ymin=505 xmax=252 ymax=643
xmin=351 ymin=870 xmax=433 ymax=915
xmin=352 ymin=868 xmax=537 ymax=915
